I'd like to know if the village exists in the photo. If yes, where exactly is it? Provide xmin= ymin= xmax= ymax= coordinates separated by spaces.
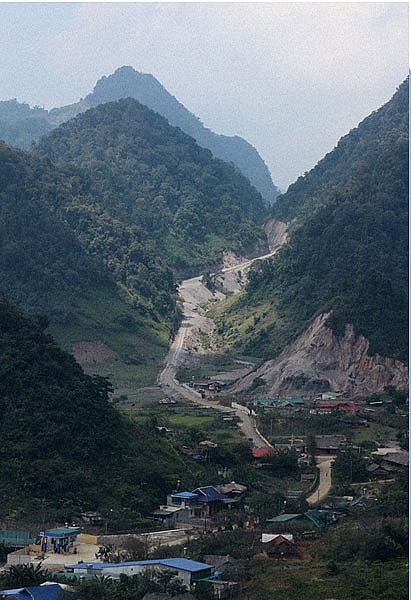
xmin=0 ymin=388 xmax=408 ymax=600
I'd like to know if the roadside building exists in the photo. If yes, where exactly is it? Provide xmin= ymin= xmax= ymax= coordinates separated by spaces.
xmin=314 ymin=435 xmax=346 ymax=455
xmin=251 ymin=398 xmax=304 ymax=410
xmin=39 ymin=527 xmax=81 ymax=554
xmin=65 ymin=558 xmax=214 ymax=589
xmin=151 ymin=505 xmax=190 ymax=528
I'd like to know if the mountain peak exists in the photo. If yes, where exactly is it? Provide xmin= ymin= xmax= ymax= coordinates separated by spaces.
xmin=85 ymin=65 xmax=167 ymax=107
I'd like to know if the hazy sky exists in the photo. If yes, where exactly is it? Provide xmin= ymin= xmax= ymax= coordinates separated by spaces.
xmin=0 ymin=2 xmax=408 ymax=190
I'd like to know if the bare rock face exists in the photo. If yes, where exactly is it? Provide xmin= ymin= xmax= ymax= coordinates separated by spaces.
xmin=264 ymin=218 xmax=288 ymax=250
xmin=230 ymin=313 xmax=408 ymax=398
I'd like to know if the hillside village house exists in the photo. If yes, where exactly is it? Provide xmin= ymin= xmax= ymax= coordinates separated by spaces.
xmin=267 ymin=509 xmax=339 ymax=529
xmin=250 ymin=397 xmax=305 ymax=410
xmin=167 ymin=487 xmax=229 ymax=517
xmin=153 ymin=484 xmax=246 ymax=527
xmin=314 ymin=435 xmax=347 ymax=455
xmin=261 ymin=533 xmax=300 ymax=558
xmin=313 ymin=401 xmax=361 ymax=414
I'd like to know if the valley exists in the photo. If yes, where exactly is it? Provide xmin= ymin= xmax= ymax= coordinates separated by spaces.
xmin=0 ymin=68 xmax=408 ymax=599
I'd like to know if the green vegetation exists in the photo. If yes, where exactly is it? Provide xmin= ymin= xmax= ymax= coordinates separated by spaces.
xmin=0 ymin=139 xmax=173 ymax=386
xmin=34 ymin=97 xmax=268 ymax=275
xmin=0 ymin=66 xmax=280 ymax=204
xmin=0 ymin=298 xmax=191 ymax=525
xmin=272 ymin=77 xmax=408 ymax=222
xmin=0 ymin=300 xmax=408 ymax=598
xmin=214 ymin=81 xmax=408 ymax=363
xmin=0 ymin=98 xmax=52 ymax=149
xmin=1 ymin=95 xmax=269 ymax=387
xmin=0 ymin=73 xmax=408 ymax=600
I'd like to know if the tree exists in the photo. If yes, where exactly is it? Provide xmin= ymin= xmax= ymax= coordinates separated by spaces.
xmin=0 ymin=563 xmax=49 ymax=588
xmin=331 ymin=448 xmax=367 ymax=486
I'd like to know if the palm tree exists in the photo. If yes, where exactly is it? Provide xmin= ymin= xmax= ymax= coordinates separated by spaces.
xmin=0 ymin=562 xmax=49 ymax=588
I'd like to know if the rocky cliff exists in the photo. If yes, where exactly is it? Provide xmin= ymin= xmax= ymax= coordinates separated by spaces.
xmin=229 ymin=313 xmax=408 ymax=398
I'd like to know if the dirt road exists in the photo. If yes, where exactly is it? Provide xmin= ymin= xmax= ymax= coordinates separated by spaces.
xmin=158 ymin=252 xmax=278 ymax=445
xmin=306 ymin=457 xmax=334 ymax=505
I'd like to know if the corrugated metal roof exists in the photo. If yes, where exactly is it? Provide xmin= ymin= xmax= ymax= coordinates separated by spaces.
xmin=192 ymin=487 xmax=227 ymax=502
xmin=1 ymin=584 xmax=67 ymax=600
xmin=173 ymin=492 xmax=199 ymax=499
xmin=161 ymin=558 xmax=212 ymax=572
xmin=66 ymin=558 xmax=213 ymax=573
xmin=43 ymin=527 xmax=81 ymax=538
xmin=0 ymin=531 xmax=34 ymax=546
xmin=267 ymin=513 xmax=301 ymax=522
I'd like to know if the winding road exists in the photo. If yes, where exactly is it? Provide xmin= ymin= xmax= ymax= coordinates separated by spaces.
xmin=158 ymin=253 xmax=274 ymax=446
xmin=158 ymin=247 xmax=332 ymax=502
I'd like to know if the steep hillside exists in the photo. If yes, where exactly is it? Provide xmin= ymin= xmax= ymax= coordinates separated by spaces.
xmin=272 ymin=77 xmax=408 ymax=222
xmin=214 ymin=85 xmax=408 ymax=397
xmin=229 ymin=313 xmax=408 ymax=398
xmin=34 ymin=97 xmax=269 ymax=274
xmin=0 ymin=298 xmax=188 ymax=525
xmin=0 ymin=139 xmax=174 ymax=387
xmin=0 ymin=140 xmax=113 ymax=315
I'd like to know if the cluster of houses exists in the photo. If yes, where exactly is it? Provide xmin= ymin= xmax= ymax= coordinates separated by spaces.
xmin=151 ymin=483 xmax=247 ymax=530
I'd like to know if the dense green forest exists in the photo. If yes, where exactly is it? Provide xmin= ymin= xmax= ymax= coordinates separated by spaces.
xmin=34 ymin=97 xmax=269 ymax=275
xmin=214 ymin=82 xmax=408 ymax=363
xmin=85 ymin=66 xmax=280 ymax=204
xmin=0 ymin=298 xmax=188 ymax=524
xmin=0 ymin=139 xmax=173 ymax=386
xmin=272 ymin=77 xmax=408 ymax=222
xmin=0 ymin=99 xmax=52 ymax=149
xmin=0 ymin=140 xmax=114 ymax=312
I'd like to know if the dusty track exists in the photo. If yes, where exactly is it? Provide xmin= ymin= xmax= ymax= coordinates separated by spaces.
xmin=158 ymin=246 xmax=287 ymax=447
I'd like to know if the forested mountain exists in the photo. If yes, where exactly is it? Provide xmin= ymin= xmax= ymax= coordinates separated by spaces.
xmin=34 ymin=97 xmax=269 ymax=274
xmin=215 ymin=80 xmax=408 ymax=394
xmin=272 ymin=78 xmax=408 ymax=222
xmin=0 ymin=66 xmax=279 ymax=204
xmin=85 ymin=66 xmax=280 ymax=204
xmin=0 ymin=297 xmax=188 ymax=523
xmin=0 ymin=141 xmax=111 ymax=306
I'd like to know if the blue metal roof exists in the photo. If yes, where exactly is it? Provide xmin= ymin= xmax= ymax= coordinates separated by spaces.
xmin=66 ymin=558 xmax=213 ymax=573
xmin=1 ymin=584 xmax=68 ymax=600
xmin=172 ymin=491 xmax=199 ymax=499
xmin=42 ymin=527 xmax=81 ymax=538
xmin=161 ymin=558 xmax=212 ymax=572
xmin=193 ymin=486 xmax=228 ymax=502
